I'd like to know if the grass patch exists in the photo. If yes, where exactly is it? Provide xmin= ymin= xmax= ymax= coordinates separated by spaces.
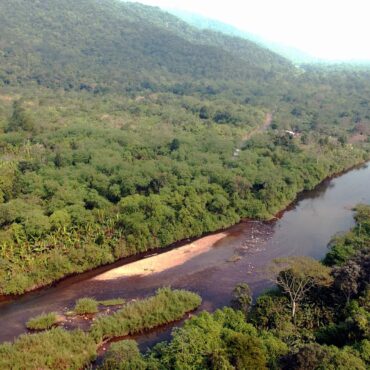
xmin=26 ymin=312 xmax=59 ymax=331
xmin=91 ymin=288 xmax=202 ymax=343
xmin=0 ymin=328 xmax=96 ymax=370
xmin=74 ymin=297 xmax=99 ymax=315
xmin=99 ymin=298 xmax=125 ymax=307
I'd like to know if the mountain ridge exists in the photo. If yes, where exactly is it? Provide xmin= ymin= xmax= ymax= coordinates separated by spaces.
xmin=0 ymin=0 xmax=292 ymax=93
xmin=164 ymin=7 xmax=319 ymax=64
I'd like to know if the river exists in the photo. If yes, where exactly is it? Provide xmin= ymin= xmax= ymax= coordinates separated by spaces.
xmin=0 ymin=162 xmax=369 ymax=348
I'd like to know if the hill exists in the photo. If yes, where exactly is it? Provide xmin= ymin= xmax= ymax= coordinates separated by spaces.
xmin=0 ymin=0 xmax=292 ymax=93
xmin=166 ymin=8 xmax=320 ymax=64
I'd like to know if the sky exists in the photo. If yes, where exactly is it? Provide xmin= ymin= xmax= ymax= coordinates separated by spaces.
xmin=132 ymin=0 xmax=370 ymax=61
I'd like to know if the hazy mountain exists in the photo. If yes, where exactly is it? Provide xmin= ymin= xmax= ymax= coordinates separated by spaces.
xmin=166 ymin=8 xmax=322 ymax=64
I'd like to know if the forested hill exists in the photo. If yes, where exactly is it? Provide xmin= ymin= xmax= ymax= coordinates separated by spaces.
xmin=0 ymin=0 xmax=292 ymax=92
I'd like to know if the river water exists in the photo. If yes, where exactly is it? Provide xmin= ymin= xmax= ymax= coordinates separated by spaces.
xmin=0 ymin=162 xmax=369 ymax=347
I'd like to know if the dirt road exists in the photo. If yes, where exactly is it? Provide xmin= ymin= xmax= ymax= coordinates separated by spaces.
xmin=242 ymin=112 xmax=273 ymax=142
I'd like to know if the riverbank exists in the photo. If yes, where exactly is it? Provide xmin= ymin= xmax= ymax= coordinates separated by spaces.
xmin=0 ymin=158 xmax=368 ymax=301
xmin=0 ymin=160 xmax=369 ymax=344
xmin=94 ymin=232 xmax=228 ymax=281
xmin=93 ymin=159 xmax=370 ymax=284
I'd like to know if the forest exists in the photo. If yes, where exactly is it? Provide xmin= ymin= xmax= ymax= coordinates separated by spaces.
xmin=0 ymin=0 xmax=369 ymax=295
xmin=0 ymin=0 xmax=369 ymax=368
xmin=0 ymin=87 xmax=368 ymax=294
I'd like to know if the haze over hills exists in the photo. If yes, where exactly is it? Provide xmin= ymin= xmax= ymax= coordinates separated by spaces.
xmin=164 ymin=8 xmax=370 ymax=66
xmin=165 ymin=8 xmax=321 ymax=64
xmin=134 ymin=0 xmax=370 ymax=65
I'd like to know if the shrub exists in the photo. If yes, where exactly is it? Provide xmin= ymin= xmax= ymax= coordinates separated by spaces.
xmin=225 ymin=332 xmax=268 ymax=370
xmin=26 ymin=312 xmax=59 ymax=331
xmin=0 ymin=328 xmax=96 ymax=370
xmin=91 ymin=288 xmax=201 ymax=343
xmin=281 ymin=343 xmax=366 ymax=370
xmin=231 ymin=283 xmax=253 ymax=316
xmin=74 ymin=297 xmax=99 ymax=315
xmin=100 ymin=340 xmax=146 ymax=370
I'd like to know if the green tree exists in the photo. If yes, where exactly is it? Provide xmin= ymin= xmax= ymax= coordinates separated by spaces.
xmin=225 ymin=332 xmax=267 ymax=370
xmin=170 ymin=138 xmax=180 ymax=151
xmin=101 ymin=340 xmax=146 ymax=370
xmin=231 ymin=283 xmax=253 ymax=317
xmin=6 ymin=100 xmax=34 ymax=132
xmin=271 ymin=257 xmax=333 ymax=320
xmin=332 ymin=260 xmax=362 ymax=303
xmin=281 ymin=343 xmax=366 ymax=370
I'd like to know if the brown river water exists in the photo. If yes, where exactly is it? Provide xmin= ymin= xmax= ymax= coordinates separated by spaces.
xmin=0 ymin=162 xmax=370 ymax=349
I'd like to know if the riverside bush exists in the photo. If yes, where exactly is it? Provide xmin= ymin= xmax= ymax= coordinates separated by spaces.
xmin=90 ymin=288 xmax=202 ymax=342
xmin=74 ymin=297 xmax=99 ymax=315
xmin=0 ymin=289 xmax=201 ymax=369
xmin=100 ymin=340 xmax=146 ymax=370
xmin=0 ymin=328 xmax=96 ymax=370
xmin=26 ymin=312 xmax=59 ymax=331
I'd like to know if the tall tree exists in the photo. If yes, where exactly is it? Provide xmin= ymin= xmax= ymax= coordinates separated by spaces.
xmin=6 ymin=100 xmax=34 ymax=132
xmin=271 ymin=257 xmax=333 ymax=320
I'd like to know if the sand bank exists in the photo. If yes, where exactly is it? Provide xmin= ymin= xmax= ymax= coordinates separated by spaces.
xmin=93 ymin=232 xmax=228 ymax=281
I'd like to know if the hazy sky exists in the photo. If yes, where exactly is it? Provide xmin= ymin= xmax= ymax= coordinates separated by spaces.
xmin=133 ymin=0 xmax=370 ymax=61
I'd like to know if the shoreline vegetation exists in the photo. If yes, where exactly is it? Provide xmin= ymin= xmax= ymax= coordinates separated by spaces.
xmin=0 ymin=288 xmax=202 ymax=370
xmin=139 ymin=204 xmax=369 ymax=370
xmin=1 ymin=206 xmax=368 ymax=369
xmin=0 ymin=159 xmax=368 ymax=299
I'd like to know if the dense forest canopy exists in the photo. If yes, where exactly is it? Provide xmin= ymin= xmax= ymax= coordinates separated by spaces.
xmin=0 ymin=0 xmax=368 ymax=291
xmin=0 ymin=0 xmax=291 ymax=92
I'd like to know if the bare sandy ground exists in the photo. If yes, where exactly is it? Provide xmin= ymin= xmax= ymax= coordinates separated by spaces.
xmin=93 ymin=232 xmax=228 ymax=281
